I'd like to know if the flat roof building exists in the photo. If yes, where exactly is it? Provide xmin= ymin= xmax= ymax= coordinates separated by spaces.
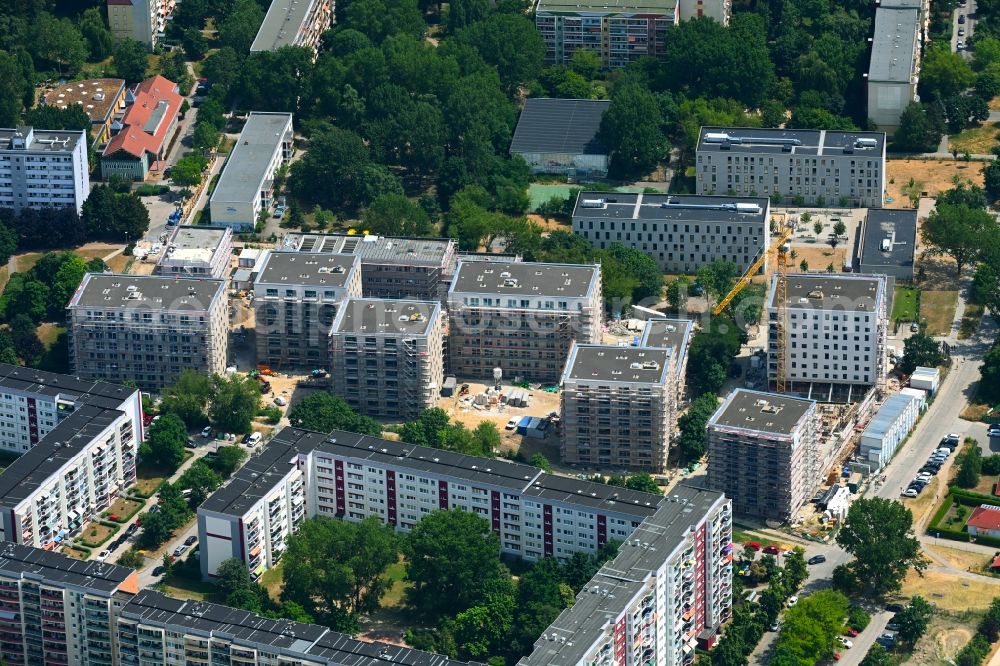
xmin=251 ymin=0 xmax=332 ymax=55
xmin=858 ymin=208 xmax=917 ymax=280
xmin=510 ymin=98 xmax=610 ymax=178
xmin=695 ymin=126 xmax=887 ymax=208
xmin=868 ymin=5 xmax=922 ymax=132
xmin=447 ymin=261 xmax=603 ymax=383
xmin=211 ymin=112 xmax=293 ymax=231
xmin=253 ymin=252 xmax=362 ymax=370
xmin=329 ymin=298 xmax=446 ymax=419
xmin=0 ymin=127 xmax=90 ymax=213
xmin=859 ymin=390 xmax=925 ymax=470
xmin=707 ymin=389 xmax=820 ymax=521
xmin=43 ymin=78 xmax=127 ymax=146
xmin=571 ymin=192 xmax=770 ymax=274
xmin=154 ymin=224 xmax=234 ymax=279
xmin=67 ymin=273 xmax=229 ymax=391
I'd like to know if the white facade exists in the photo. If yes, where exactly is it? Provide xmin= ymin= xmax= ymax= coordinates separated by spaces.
xmin=0 ymin=128 xmax=89 ymax=214
xmin=678 ymin=0 xmax=730 ymax=23
xmin=154 ymin=225 xmax=234 ymax=279
xmin=909 ymin=366 xmax=940 ymax=393
xmin=858 ymin=390 xmax=925 ymax=469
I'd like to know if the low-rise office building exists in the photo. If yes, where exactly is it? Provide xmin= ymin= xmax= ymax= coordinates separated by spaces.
xmin=251 ymin=0 xmax=333 ymax=55
xmin=766 ymin=273 xmax=889 ymax=392
xmin=67 ymin=274 xmax=229 ymax=391
xmin=100 ymin=75 xmax=183 ymax=181
xmin=695 ymin=127 xmax=887 ymax=208
xmin=509 ymin=99 xmax=611 ymax=178
xmin=447 ymin=261 xmax=603 ymax=383
xmin=857 ymin=208 xmax=917 ymax=280
xmin=560 ymin=344 xmax=674 ymax=472
xmin=707 ymin=389 xmax=820 ymax=522
xmin=0 ymin=127 xmax=90 ymax=213
xmin=280 ymin=232 xmax=458 ymax=301
xmin=0 ymin=543 xmax=139 ymax=666
xmin=252 ymin=252 xmax=362 ymax=371
xmin=43 ymin=79 xmax=128 ymax=147
xmin=210 ymin=112 xmax=294 ymax=231
xmin=571 ymin=192 xmax=770 ymax=274
xmin=329 ymin=298 xmax=445 ymax=419
xmin=154 ymin=225 xmax=234 ymax=279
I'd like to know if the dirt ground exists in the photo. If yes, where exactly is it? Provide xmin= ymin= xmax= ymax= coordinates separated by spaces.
xmin=916 ymin=253 xmax=963 ymax=291
xmin=788 ymin=245 xmax=846 ymax=272
xmin=886 ymin=159 xmax=984 ymax=208
xmin=527 ymin=213 xmax=572 ymax=232
xmin=901 ymin=568 xmax=1000 ymax=612
xmin=908 ymin=613 xmax=979 ymax=665
xmin=925 ymin=544 xmax=991 ymax=573
xmin=921 ymin=290 xmax=960 ymax=336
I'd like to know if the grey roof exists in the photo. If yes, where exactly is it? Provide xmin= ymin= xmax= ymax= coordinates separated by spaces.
xmin=306 ymin=630 xmax=480 ymax=666
xmin=0 ymin=405 xmax=124 ymax=507
xmin=869 ymin=7 xmax=919 ymax=83
xmin=708 ymin=389 xmax=815 ymax=437
xmin=0 ymin=127 xmax=85 ymax=152
xmin=0 ymin=541 xmax=133 ymax=595
xmin=640 ymin=318 xmax=694 ymax=359
xmin=199 ymin=432 xmax=306 ymax=516
xmin=768 ymin=273 xmax=886 ymax=311
xmin=563 ymin=344 xmax=671 ymax=384
xmin=332 ymin=298 xmax=441 ymax=336
xmin=254 ymin=252 xmax=360 ymax=288
xmin=572 ymin=192 xmax=769 ymax=224
xmin=281 ymin=233 xmax=454 ymax=268
xmin=859 ymin=208 xmax=917 ymax=279
xmin=0 ymin=362 xmax=137 ymax=410
xmin=879 ymin=0 xmax=922 ymax=6
xmin=68 ymin=273 xmax=226 ymax=311
xmin=536 ymin=0 xmax=676 ymax=13
xmin=510 ymin=99 xmax=610 ymax=157
xmin=519 ymin=486 xmax=725 ymax=666
xmin=697 ymin=126 xmax=886 ymax=155
xmin=251 ymin=0 xmax=321 ymax=51
xmin=211 ymin=112 xmax=292 ymax=206
xmin=449 ymin=261 xmax=600 ymax=299
xmin=520 ymin=472 xmax=662 ymax=518
xmin=165 ymin=225 xmax=229 ymax=252
xmin=861 ymin=392 xmax=922 ymax=442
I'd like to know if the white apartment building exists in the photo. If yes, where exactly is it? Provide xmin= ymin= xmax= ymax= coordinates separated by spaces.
xmin=153 ymin=225 xmax=234 ymax=279
xmin=696 ymin=127 xmax=887 ymax=208
xmin=252 ymin=252 xmax=362 ymax=370
xmin=328 ymin=298 xmax=445 ymax=420
xmin=571 ymin=192 xmax=770 ymax=274
xmin=199 ymin=427 xmax=671 ymax=580
xmin=67 ymin=274 xmax=229 ymax=392
xmin=447 ymin=261 xmax=603 ymax=383
xmin=107 ymin=0 xmax=176 ymax=48
xmin=0 ymin=127 xmax=89 ymax=214
xmin=767 ymin=274 xmax=889 ymax=392
xmin=518 ymin=487 xmax=732 ymax=666
xmin=0 ymin=405 xmax=139 ymax=550
xmin=707 ymin=390 xmax=820 ymax=522
xmin=251 ymin=0 xmax=333 ymax=55
xmin=210 ymin=113 xmax=293 ymax=231
xmin=0 ymin=543 xmax=139 ymax=666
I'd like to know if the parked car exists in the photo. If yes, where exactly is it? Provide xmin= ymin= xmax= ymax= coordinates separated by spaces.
xmin=769 ymin=620 xmax=780 ymax=632
xmin=958 ymin=40 xmax=965 ymax=49
xmin=935 ymin=447 xmax=952 ymax=457
xmin=887 ymin=622 xmax=900 ymax=631
xmin=242 ymin=433 xmax=252 ymax=444
xmin=274 ymin=397 xmax=288 ymax=407
xmin=149 ymin=505 xmax=161 ymax=514
xmin=787 ymin=595 xmax=799 ymax=607
xmin=248 ymin=432 xmax=262 ymax=446
xmin=173 ymin=545 xmax=188 ymax=558
xmin=959 ymin=14 xmax=967 ymax=23
xmin=745 ymin=541 xmax=762 ymax=551
xmin=184 ymin=535 xmax=197 ymax=546
xmin=152 ymin=566 xmax=166 ymax=577
xmin=505 ymin=418 xmax=518 ymax=430
xmin=959 ymin=27 xmax=966 ymax=36
xmin=839 ymin=638 xmax=853 ymax=649
xmin=943 ymin=434 xmax=961 ymax=447
xmin=846 ymin=628 xmax=859 ymax=637
xmin=807 ymin=554 xmax=827 ymax=565
xmin=96 ymin=550 xmax=110 ymax=561
xmin=185 ymin=439 xmax=198 ymax=449
xmin=763 ymin=545 xmax=781 ymax=555
xmin=885 ymin=603 xmax=905 ymax=613
xmin=910 ymin=322 xmax=919 ymax=332
xmin=901 ymin=488 xmax=918 ymax=498
xmin=915 ymin=473 xmax=933 ymax=483
xmin=988 ymin=424 xmax=1000 ymax=438
xmin=201 ymin=426 xmax=212 ymax=438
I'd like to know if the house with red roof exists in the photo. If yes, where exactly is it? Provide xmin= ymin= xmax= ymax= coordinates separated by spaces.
xmin=967 ymin=504 xmax=1000 ymax=539
xmin=100 ymin=75 xmax=183 ymax=181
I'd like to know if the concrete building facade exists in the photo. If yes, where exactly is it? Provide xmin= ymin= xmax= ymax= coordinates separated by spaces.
xmin=67 ymin=274 xmax=229 ymax=392
xmin=695 ymin=127 xmax=887 ymax=208
xmin=107 ymin=0 xmax=176 ymax=48
xmin=251 ymin=0 xmax=333 ymax=55
xmin=153 ymin=225 xmax=234 ymax=279
xmin=707 ymin=389 xmax=820 ymax=522
xmin=867 ymin=5 xmax=921 ymax=132
xmin=571 ymin=192 xmax=770 ymax=274
xmin=447 ymin=261 xmax=603 ymax=383
xmin=328 ymin=298 xmax=445 ymax=420
xmin=252 ymin=252 xmax=362 ymax=371
xmin=0 ymin=127 xmax=90 ymax=214
xmin=210 ymin=112 xmax=293 ymax=231
xmin=766 ymin=274 xmax=889 ymax=392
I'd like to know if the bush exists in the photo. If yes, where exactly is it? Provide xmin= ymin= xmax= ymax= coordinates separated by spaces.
xmin=848 ymin=606 xmax=871 ymax=631
xmin=259 ymin=405 xmax=282 ymax=424
xmin=135 ymin=184 xmax=170 ymax=197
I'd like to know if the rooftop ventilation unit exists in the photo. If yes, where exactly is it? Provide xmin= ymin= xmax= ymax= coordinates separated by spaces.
xmin=705 ymin=133 xmax=802 ymax=147
xmin=855 ymin=138 xmax=879 ymax=148
xmin=580 ymin=198 xmax=606 ymax=209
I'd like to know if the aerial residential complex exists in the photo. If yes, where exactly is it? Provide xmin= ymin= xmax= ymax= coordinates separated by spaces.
xmin=252 ymin=252 xmax=362 ymax=370
xmin=706 ymin=389 xmax=820 ymax=522
xmin=67 ymin=274 xmax=229 ymax=391
xmin=571 ymin=192 xmax=770 ymax=274
xmin=867 ymin=2 xmax=922 ymax=132
xmin=447 ymin=261 xmax=603 ymax=383
xmin=199 ymin=427 xmax=673 ymax=579
xmin=281 ymin=233 xmax=459 ymax=301
xmin=328 ymin=298 xmax=446 ymax=419
xmin=519 ymin=486 xmax=732 ymax=666
xmin=106 ymin=0 xmax=176 ymax=47
xmin=695 ymin=127 xmax=887 ymax=208
xmin=766 ymin=273 xmax=889 ymax=393
xmin=153 ymin=225 xmax=234 ymax=279
xmin=251 ymin=0 xmax=333 ymax=54
xmin=210 ymin=112 xmax=294 ymax=231
xmin=43 ymin=78 xmax=128 ymax=147
xmin=100 ymin=75 xmax=183 ymax=181
xmin=0 ymin=127 xmax=90 ymax=214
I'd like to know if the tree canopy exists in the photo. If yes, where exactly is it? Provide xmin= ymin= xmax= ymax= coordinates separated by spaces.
xmin=286 ymin=393 xmax=382 ymax=436
xmin=141 ymin=413 xmax=187 ymax=472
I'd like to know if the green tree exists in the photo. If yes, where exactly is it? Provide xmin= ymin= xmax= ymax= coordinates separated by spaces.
xmin=599 ymin=243 xmax=663 ymax=304
xmin=956 ymin=443 xmax=983 ymax=489
xmin=191 ymin=121 xmax=220 ymax=155
xmin=177 ymin=460 xmax=222 ymax=507
xmin=696 ymin=260 xmax=739 ymax=308
xmin=0 ymin=50 xmax=27 ymax=127
xmin=835 ymin=497 xmax=927 ymax=599
xmin=665 ymin=277 xmax=690 ymax=312
xmin=113 ymin=38 xmax=149 ymax=82
xmin=598 ymin=83 xmax=667 ymax=178
xmin=570 ymin=49 xmax=601 ymax=79
xmin=161 ymin=369 xmax=213 ymax=428
xmin=456 ymin=14 xmax=543 ymax=97
xmin=209 ymin=375 xmax=261 ymax=433
xmin=922 ymin=203 xmax=996 ymax=275
xmin=79 ymin=7 xmax=114 ymax=60
xmin=529 ymin=452 xmax=552 ymax=472
xmin=403 ymin=510 xmax=509 ymax=619
xmin=171 ymin=155 xmax=209 ymax=187
xmin=398 ymin=407 xmax=453 ymax=448
xmin=446 ymin=0 xmax=490 ymax=33
xmin=833 ymin=220 xmax=847 ymax=237
xmin=624 ymin=473 xmax=661 ymax=494
xmin=142 ymin=413 xmax=187 ymax=471
xmin=783 ymin=548 xmax=808 ymax=591
xmin=342 ymin=0 xmax=426 ymax=43
xmin=921 ymin=43 xmax=976 ymax=100
xmin=895 ymin=596 xmax=933 ymax=644
xmin=978 ymin=596 xmax=1000 ymax=641
xmin=892 ymin=102 xmax=943 ymax=153
xmin=686 ymin=314 xmax=743 ymax=396
xmin=181 ymin=27 xmax=208 ymax=60
xmin=984 ymin=159 xmax=1000 ymax=202
xmin=31 ymin=13 xmax=87 ymax=75
xmin=217 ymin=0 xmax=265 ymax=53
xmin=361 ymin=193 xmax=432 ymax=236
xmin=677 ymin=393 xmax=720 ymax=462
xmin=773 ymin=590 xmax=850 ymax=664
xmin=117 ymin=548 xmax=145 ymax=569
xmin=899 ymin=332 xmax=946 ymax=374
xmin=859 ymin=643 xmax=894 ymax=666
xmin=207 ymin=445 xmax=249 ymax=478
xmin=286 ymin=393 xmax=382 ymax=436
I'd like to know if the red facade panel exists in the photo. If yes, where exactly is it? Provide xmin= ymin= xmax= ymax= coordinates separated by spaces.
xmin=438 ymin=480 xmax=448 ymax=510
xmin=334 ymin=460 xmax=346 ymax=515
xmin=543 ymin=504 xmax=554 ymax=557
xmin=386 ymin=470 xmax=397 ymax=526
xmin=490 ymin=490 xmax=501 ymax=535
xmin=597 ymin=514 xmax=607 ymax=547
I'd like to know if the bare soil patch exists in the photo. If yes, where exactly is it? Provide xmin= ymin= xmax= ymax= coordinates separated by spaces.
xmin=886 ymin=160 xmax=984 ymax=208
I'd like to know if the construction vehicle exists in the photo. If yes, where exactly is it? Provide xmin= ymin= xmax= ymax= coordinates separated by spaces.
xmin=257 ymin=363 xmax=276 ymax=376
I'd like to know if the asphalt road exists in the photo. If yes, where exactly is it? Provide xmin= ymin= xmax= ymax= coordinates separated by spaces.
xmin=953 ymin=0 xmax=976 ymax=56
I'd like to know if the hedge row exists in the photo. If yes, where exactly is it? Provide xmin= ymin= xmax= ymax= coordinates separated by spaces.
xmin=79 ymin=521 xmax=122 ymax=548
xmin=103 ymin=498 xmax=145 ymax=524
xmin=927 ymin=488 xmax=1000 ymax=548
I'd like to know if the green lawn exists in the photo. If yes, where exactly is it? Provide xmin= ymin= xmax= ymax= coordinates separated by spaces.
xmin=380 ymin=559 xmax=411 ymax=608
xmin=527 ymin=184 xmax=648 ymax=211
xmin=260 ymin=563 xmax=284 ymax=602
xmin=732 ymin=529 xmax=781 ymax=548
xmin=157 ymin=576 xmax=218 ymax=602
xmin=891 ymin=286 xmax=919 ymax=322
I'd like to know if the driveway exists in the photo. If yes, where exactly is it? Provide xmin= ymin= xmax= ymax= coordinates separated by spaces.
xmin=953 ymin=0 xmax=976 ymax=56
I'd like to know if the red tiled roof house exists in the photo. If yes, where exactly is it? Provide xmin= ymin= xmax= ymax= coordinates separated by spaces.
xmin=100 ymin=75 xmax=182 ymax=181
xmin=967 ymin=504 xmax=1000 ymax=539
